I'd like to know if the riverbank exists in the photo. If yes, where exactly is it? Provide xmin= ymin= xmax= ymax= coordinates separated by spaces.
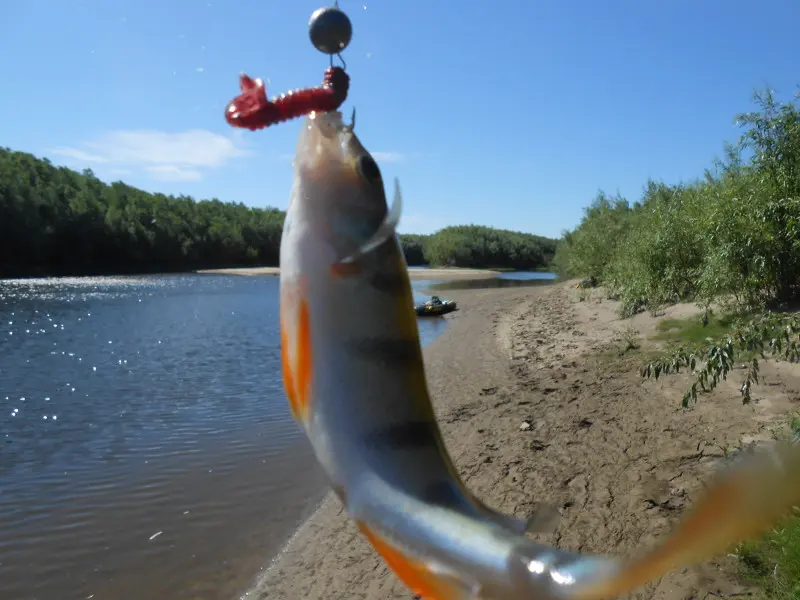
xmin=249 ymin=280 xmax=800 ymax=599
xmin=195 ymin=266 xmax=501 ymax=280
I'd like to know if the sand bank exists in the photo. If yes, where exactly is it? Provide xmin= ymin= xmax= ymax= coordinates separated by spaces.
xmin=196 ymin=266 xmax=500 ymax=281
xmin=250 ymin=281 xmax=800 ymax=600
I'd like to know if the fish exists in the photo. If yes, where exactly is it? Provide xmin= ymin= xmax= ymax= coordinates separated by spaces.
xmin=278 ymin=109 xmax=800 ymax=599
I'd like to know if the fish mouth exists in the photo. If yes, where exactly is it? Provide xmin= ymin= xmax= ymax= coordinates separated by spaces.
xmin=294 ymin=111 xmax=355 ymax=178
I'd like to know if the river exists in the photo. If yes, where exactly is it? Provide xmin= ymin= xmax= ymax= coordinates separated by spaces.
xmin=0 ymin=273 xmax=451 ymax=600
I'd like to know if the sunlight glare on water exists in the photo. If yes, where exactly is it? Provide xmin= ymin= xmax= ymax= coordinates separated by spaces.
xmin=0 ymin=273 xmax=448 ymax=600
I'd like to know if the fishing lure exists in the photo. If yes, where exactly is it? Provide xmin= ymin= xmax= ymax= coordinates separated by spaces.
xmin=224 ymin=66 xmax=350 ymax=131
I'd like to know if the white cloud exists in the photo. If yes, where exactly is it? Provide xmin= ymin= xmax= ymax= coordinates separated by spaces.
xmin=85 ymin=129 xmax=247 ymax=167
xmin=47 ymin=129 xmax=249 ymax=182
xmin=146 ymin=165 xmax=203 ymax=182
xmin=49 ymin=147 xmax=109 ymax=163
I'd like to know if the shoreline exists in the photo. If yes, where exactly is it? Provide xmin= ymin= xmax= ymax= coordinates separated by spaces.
xmin=196 ymin=266 xmax=501 ymax=281
xmin=0 ymin=267 xmax=502 ymax=283
xmin=247 ymin=280 xmax=800 ymax=599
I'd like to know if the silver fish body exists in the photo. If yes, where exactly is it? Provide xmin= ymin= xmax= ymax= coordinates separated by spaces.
xmin=278 ymin=110 xmax=800 ymax=600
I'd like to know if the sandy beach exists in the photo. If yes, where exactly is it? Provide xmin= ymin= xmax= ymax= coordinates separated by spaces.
xmin=196 ymin=266 xmax=501 ymax=281
xmin=251 ymin=280 xmax=800 ymax=600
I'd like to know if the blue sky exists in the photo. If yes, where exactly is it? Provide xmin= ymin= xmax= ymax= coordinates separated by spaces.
xmin=1 ymin=0 xmax=799 ymax=239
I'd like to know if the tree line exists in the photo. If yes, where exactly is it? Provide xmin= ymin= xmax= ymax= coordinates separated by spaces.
xmin=0 ymin=147 xmax=556 ymax=277
xmin=554 ymin=86 xmax=800 ymax=317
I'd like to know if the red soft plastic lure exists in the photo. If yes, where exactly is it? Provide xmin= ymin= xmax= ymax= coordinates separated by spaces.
xmin=225 ymin=66 xmax=350 ymax=131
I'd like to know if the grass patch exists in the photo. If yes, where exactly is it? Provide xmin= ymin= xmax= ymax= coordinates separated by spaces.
xmin=738 ymin=517 xmax=800 ymax=600
xmin=652 ymin=312 xmax=740 ymax=345
xmin=617 ymin=324 xmax=640 ymax=355
xmin=735 ymin=416 xmax=800 ymax=600
xmin=592 ymin=344 xmax=662 ymax=367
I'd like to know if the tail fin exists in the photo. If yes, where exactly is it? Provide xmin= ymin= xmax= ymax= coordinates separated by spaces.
xmin=569 ymin=440 xmax=800 ymax=600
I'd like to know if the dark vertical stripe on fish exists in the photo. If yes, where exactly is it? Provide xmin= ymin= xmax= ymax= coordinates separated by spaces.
xmin=368 ymin=241 xmax=409 ymax=294
xmin=362 ymin=420 xmax=440 ymax=450
xmin=421 ymin=481 xmax=468 ymax=509
xmin=346 ymin=337 xmax=421 ymax=368
xmin=367 ymin=268 xmax=409 ymax=295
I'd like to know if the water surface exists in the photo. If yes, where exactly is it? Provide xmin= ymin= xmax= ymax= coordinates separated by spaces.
xmin=0 ymin=274 xmax=445 ymax=600
xmin=429 ymin=270 xmax=558 ymax=291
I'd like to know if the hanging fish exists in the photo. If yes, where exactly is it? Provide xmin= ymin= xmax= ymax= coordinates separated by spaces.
xmin=278 ymin=109 xmax=800 ymax=600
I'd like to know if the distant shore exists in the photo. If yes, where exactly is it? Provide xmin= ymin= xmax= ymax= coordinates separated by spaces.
xmin=196 ymin=266 xmax=501 ymax=280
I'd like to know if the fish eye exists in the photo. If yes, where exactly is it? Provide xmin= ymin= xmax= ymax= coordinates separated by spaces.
xmin=357 ymin=154 xmax=382 ymax=183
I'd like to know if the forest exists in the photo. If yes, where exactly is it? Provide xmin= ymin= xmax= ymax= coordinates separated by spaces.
xmin=554 ymin=88 xmax=800 ymax=317
xmin=0 ymin=147 xmax=556 ymax=277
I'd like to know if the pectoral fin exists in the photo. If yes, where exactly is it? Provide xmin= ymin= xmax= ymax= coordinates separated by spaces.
xmin=336 ymin=178 xmax=403 ymax=266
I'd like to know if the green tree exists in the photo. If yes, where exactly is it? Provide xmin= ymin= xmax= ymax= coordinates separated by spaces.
xmin=554 ymin=85 xmax=800 ymax=315
xmin=0 ymin=148 xmax=556 ymax=276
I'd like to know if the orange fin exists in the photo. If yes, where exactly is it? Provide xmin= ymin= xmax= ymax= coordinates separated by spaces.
xmin=357 ymin=521 xmax=479 ymax=600
xmin=572 ymin=442 xmax=800 ymax=600
xmin=294 ymin=298 xmax=313 ymax=421
xmin=280 ymin=316 xmax=298 ymax=417
xmin=280 ymin=296 xmax=313 ymax=423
